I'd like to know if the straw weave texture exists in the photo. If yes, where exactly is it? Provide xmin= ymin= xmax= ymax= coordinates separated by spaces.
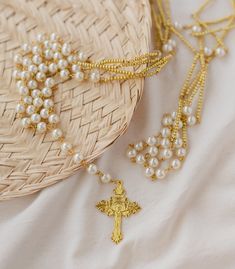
xmin=0 ymin=0 xmax=151 ymax=200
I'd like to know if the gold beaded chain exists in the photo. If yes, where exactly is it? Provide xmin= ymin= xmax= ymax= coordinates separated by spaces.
xmin=127 ymin=0 xmax=235 ymax=180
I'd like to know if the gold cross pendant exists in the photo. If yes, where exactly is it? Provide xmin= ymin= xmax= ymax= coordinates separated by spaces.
xmin=96 ymin=180 xmax=141 ymax=244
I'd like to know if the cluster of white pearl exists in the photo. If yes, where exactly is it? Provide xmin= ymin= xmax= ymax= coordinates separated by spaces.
xmin=14 ymin=34 xmax=65 ymax=134
xmin=14 ymin=33 xmax=112 ymax=183
xmin=14 ymin=33 xmax=101 ymax=135
xmin=162 ymin=39 xmax=177 ymax=53
xmin=127 ymin=106 xmax=197 ymax=180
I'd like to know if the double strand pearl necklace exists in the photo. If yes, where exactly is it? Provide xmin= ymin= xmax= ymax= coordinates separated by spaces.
xmin=13 ymin=27 xmax=173 ymax=243
xmin=127 ymin=0 xmax=235 ymax=180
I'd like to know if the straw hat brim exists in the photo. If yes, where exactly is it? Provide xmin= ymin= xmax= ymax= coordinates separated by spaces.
xmin=0 ymin=0 xmax=151 ymax=200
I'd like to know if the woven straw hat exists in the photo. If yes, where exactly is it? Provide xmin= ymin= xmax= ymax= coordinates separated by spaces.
xmin=0 ymin=0 xmax=151 ymax=200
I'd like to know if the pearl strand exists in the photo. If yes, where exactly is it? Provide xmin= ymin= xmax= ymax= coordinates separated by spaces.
xmin=14 ymin=32 xmax=129 ymax=186
xmin=127 ymin=105 xmax=197 ymax=180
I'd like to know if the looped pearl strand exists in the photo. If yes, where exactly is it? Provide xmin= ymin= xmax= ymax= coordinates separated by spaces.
xmin=126 ymin=105 xmax=198 ymax=180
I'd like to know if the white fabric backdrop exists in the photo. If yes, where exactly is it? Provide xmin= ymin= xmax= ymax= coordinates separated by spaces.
xmin=0 ymin=1 xmax=235 ymax=268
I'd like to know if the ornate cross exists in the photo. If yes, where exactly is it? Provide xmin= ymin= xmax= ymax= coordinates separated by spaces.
xmin=96 ymin=180 xmax=141 ymax=244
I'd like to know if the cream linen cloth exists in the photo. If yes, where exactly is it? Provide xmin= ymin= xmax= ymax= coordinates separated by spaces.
xmin=0 ymin=1 xmax=235 ymax=268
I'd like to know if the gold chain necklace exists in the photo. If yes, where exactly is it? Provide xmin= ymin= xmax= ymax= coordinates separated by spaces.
xmin=127 ymin=0 xmax=235 ymax=180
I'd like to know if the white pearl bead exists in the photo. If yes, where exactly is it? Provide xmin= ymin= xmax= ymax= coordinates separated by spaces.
xmin=54 ymin=52 xmax=62 ymax=60
xmin=173 ymin=21 xmax=183 ymax=30
xmin=32 ymin=55 xmax=42 ymax=65
xmin=127 ymin=148 xmax=137 ymax=158
xmin=72 ymin=64 xmax=80 ymax=73
xmin=61 ymin=142 xmax=72 ymax=153
xmin=78 ymin=51 xmax=87 ymax=62
xmin=21 ymin=71 xmax=30 ymax=80
xmin=145 ymin=167 xmax=154 ymax=178
xmin=171 ymin=159 xmax=181 ymax=170
xmin=148 ymin=146 xmax=158 ymax=156
xmin=135 ymin=141 xmax=144 ymax=151
xmin=90 ymin=70 xmax=100 ymax=82
xmin=168 ymin=39 xmax=177 ymax=48
xmin=146 ymin=136 xmax=157 ymax=146
xmin=161 ymin=127 xmax=171 ymax=138
xmin=73 ymin=152 xmax=84 ymax=164
xmin=48 ymin=63 xmax=58 ymax=74
xmin=52 ymin=128 xmax=63 ymax=140
xmin=87 ymin=163 xmax=98 ymax=175
xmin=67 ymin=55 xmax=77 ymax=63
xmin=44 ymin=99 xmax=54 ymax=108
xmin=100 ymin=173 xmax=111 ymax=183
xmin=18 ymin=86 xmax=29 ymax=96
xmin=58 ymin=59 xmax=68 ymax=69
xmin=176 ymin=148 xmax=187 ymax=158
xmin=45 ymin=78 xmax=55 ymax=88
xmin=37 ymin=33 xmax=46 ymax=43
xmin=162 ymin=43 xmax=173 ymax=53
xmin=12 ymin=70 xmax=21 ymax=79
xmin=156 ymin=169 xmax=166 ymax=179
xmin=36 ymin=72 xmax=46 ymax=82
xmin=31 ymin=89 xmax=41 ymax=98
xmin=16 ymin=80 xmax=24 ymax=89
xmin=42 ymin=87 xmax=52 ymax=97
xmin=44 ymin=49 xmax=54 ymax=60
xmin=215 ymin=47 xmax=226 ymax=57
xmin=43 ymin=40 xmax=51 ymax=49
xmin=182 ymin=106 xmax=192 ymax=116
xmin=192 ymin=25 xmax=202 ymax=33
xmin=21 ymin=117 xmax=31 ymax=128
xmin=26 ymin=105 xmax=35 ymax=115
xmin=31 ymin=113 xmax=41 ymax=123
xmin=32 ymin=45 xmax=42 ymax=55
xmin=136 ymin=154 xmax=145 ymax=164
xmin=50 ymin=33 xmax=59 ymax=42
xmin=178 ymin=120 xmax=183 ymax=129
xmin=28 ymin=64 xmax=38 ymax=74
xmin=27 ymin=80 xmax=38 ymax=89
xmin=48 ymin=114 xmax=60 ymax=124
xmin=38 ymin=63 xmax=48 ymax=73
xmin=60 ymin=69 xmax=70 ymax=80
xmin=174 ymin=138 xmax=183 ymax=148
xmin=171 ymin=111 xmax=177 ymax=120
xmin=204 ymin=47 xmax=213 ymax=57
xmin=149 ymin=157 xmax=159 ymax=167
xmin=75 ymin=71 xmax=85 ymax=81
xmin=15 ymin=103 xmax=25 ymax=113
xmin=162 ymin=116 xmax=173 ymax=126
xmin=161 ymin=148 xmax=173 ymax=159
xmin=33 ymin=97 xmax=43 ymax=107
xmin=37 ymin=122 xmax=47 ymax=133
xmin=40 ymin=108 xmax=50 ymax=119
xmin=22 ymin=57 xmax=32 ymax=67
xmin=61 ymin=43 xmax=71 ymax=56
xmin=161 ymin=138 xmax=170 ymax=148
xmin=14 ymin=54 xmax=23 ymax=64
xmin=23 ymin=95 xmax=32 ymax=105
xmin=21 ymin=43 xmax=31 ymax=53
xmin=187 ymin=115 xmax=197 ymax=126
xmin=51 ymin=42 xmax=60 ymax=52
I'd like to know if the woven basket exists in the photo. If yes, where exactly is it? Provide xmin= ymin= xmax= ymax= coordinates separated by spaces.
xmin=0 ymin=0 xmax=151 ymax=200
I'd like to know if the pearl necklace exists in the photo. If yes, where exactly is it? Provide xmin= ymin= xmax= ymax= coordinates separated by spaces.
xmin=13 ymin=31 xmax=172 ymax=243
xmin=127 ymin=0 xmax=235 ymax=180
